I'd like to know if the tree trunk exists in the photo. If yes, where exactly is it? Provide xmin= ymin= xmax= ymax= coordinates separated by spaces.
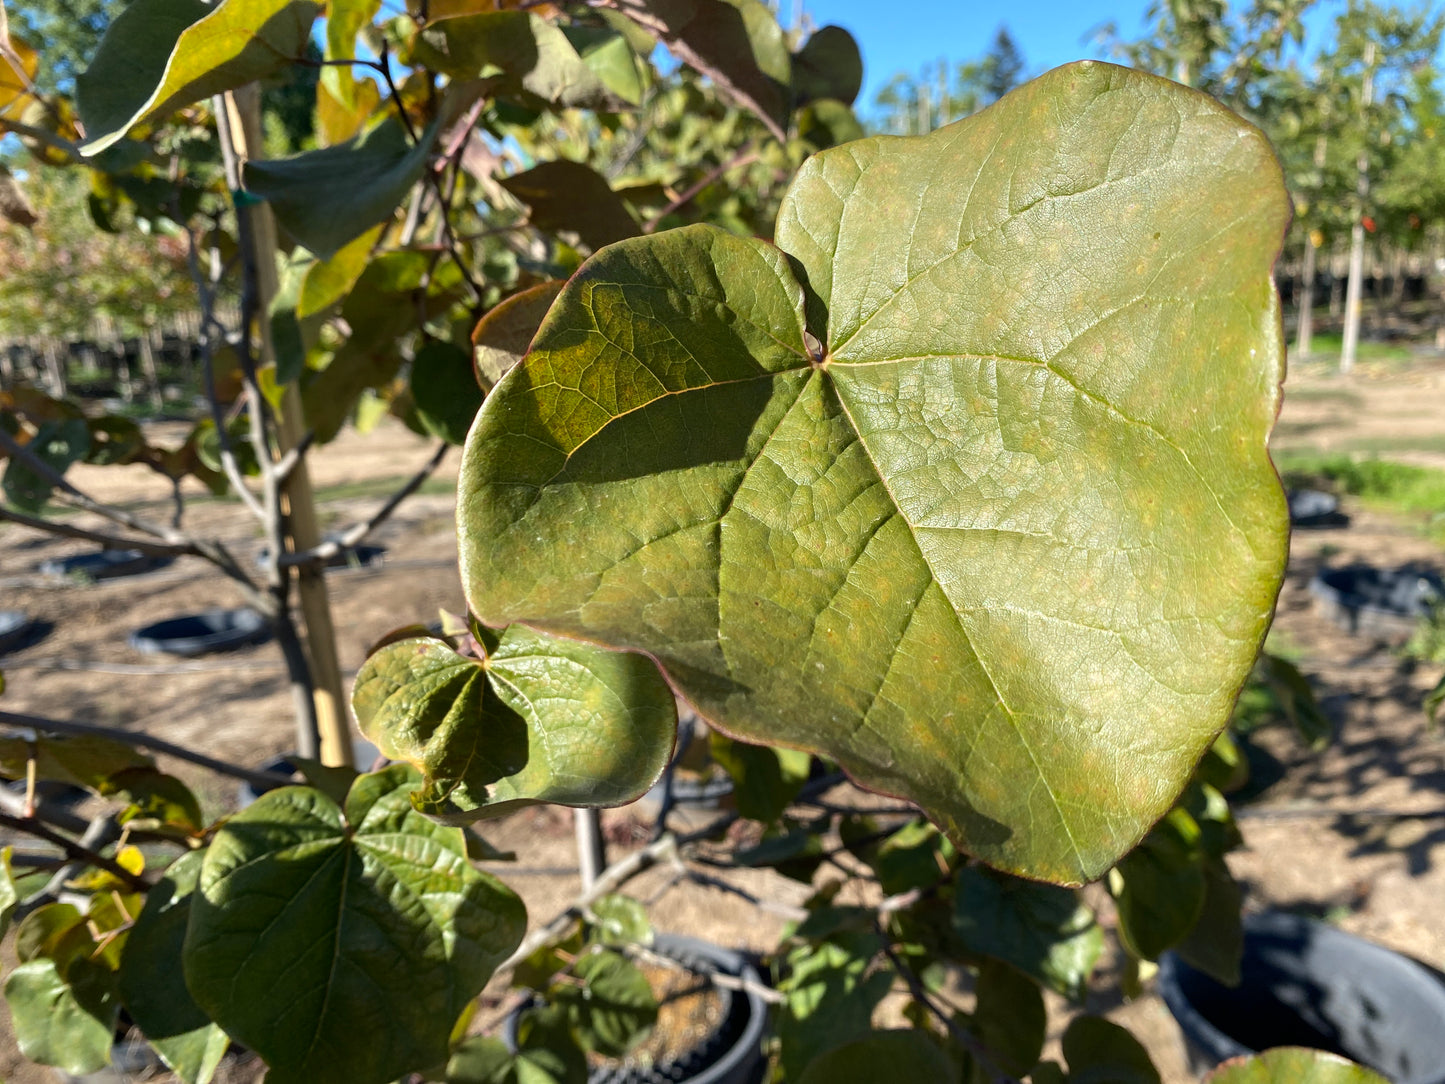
xmin=1297 ymin=234 xmax=1318 ymax=358
xmin=42 ymin=341 xmax=66 ymax=398
xmin=139 ymin=332 xmax=163 ymax=411
xmin=1341 ymin=42 xmax=1375 ymax=375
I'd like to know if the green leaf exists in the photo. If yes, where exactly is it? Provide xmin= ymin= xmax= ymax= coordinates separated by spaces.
xmin=796 ymin=1030 xmax=956 ymax=1084
xmin=798 ymin=98 xmax=865 ymax=151
xmin=555 ymin=949 xmax=657 ymax=1058
xmin=792 ymin=26 xmax=862 ymax=107
xmin=413 ymin=340 xmax=485 ymax=446
xmin=966 ymin=960 xmax=1045 ymax=1080
xmin=3 ymin=417 xmax=90 ymax=512
xmin=1112 ymin=807 xmax=1206 ymax=960
xmin=243 ymin=116 xmax=439 ymax=259
xmin=99 ymin=766 xmax=205 ymax=834
xmin=1061 ymin=1015 xmax=1159 ymax=1084
xmin=588 ymin=894 xmax=652 ymax=948
xmin=1427 ymin=670 xmax=1445 ymax=728
xmin=736 ymin=824 xmax=826 ymax=883
xmin=0 ymin=729 xmax=154 ymax=790
xmin=298 ymin=224 xmax=384 ymax=318
xmin=1204 ymin=1048 xmax=1390 ymax=1084
xmin=565 ymin=26 xmax=646 ymax=106
xmin=472 ymin=280 xmax=565 ymax=392
xmin=952 ymin=866 xmax=1101 ymax=1000
xmin=3 ymin=957 xmax=118 ymax=1075
xmin=14 ymin=902 xmax=91 ymax=969
xmin=872 ymin=820 xmax=955 ymax=896
xmin=1172 ymin=856 xmax=1244 ymax=986
xmin=446 ymin=1036 xmax=517 ymax=1083
xmin=118 ymin=852 xmax=228 ymax=1084
xmin=412 ymin=12 xmax=623 ymax=110
xmin=0 ymin=846 xmax=17 ymax=939
xmin=77 ymin=0 xmax=319 ymax=155
xmin=447 ymin=1015 xmax=587 ymax=1084
xmin=322 ymin=0 xmax=380 ymax=109
xmin=611 ymin=0 xmax=791 ymax=140
xmin=777 ymin=932 xmax=895 ymax=1080
xmin=709 ymin=733 xmax=810 ymax=823
xmin=1258 ymin=652 xmax=1331 ymax=748
xmin=501 ymin=161 xmax=641 ymax=252
xmin=182 ymin=767 xmax=527 ymax=1084
xmin=352 ymin=632 xmax=675 ymax=822
xmin=457 ymin=62 xmax=1289 ymax=884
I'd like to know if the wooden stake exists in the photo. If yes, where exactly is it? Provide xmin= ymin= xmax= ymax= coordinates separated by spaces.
xmin=221 ymin=87 xmax=354 ymax=769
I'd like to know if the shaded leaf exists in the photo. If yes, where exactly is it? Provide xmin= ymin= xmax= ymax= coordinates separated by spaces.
xmin=1061 ymin=1015 xmax=1159 ymax=1084
xmin=100 ymin=767 xmax=204 ymax=834
xmin=3 ymin=957 xmax=117 ymax=1075
xmin=352 ymin=632 xmax=675 ymax=821
xmin=413 ymin=340 xmax=485 ymax=445
xmin=1258 ymin=653 xmax=1331 ymax=748
xmin=502 ymin=161 xmax=640 ymax=251
xmin=118 ymin=852 xmax=228 ymax=1084
xmin=792 ymin=26 xmax=862 ymax=107
xmin=457 ymin=63 xmax=1289 ymax=884
xmin=565 ymin=25 xmax=646 ymax=106
xmin=14 ymin=902 xmax=91 ymax=968
xmin=1204 ymin=1048 xmax=1390 ymax=1084
xmin=966 ymin=959 xmax=1045 ymax=1080
xmin=243 ymin=116 xmax=438 ymax=259
xmin=710 ymin=733 xmax=809 ymax=823
xmin=183 ymin=767 xmax=526 ymax=1084
xmin=736 ymin=824 xmax=825 ymax=883
xmin=872 ymin=819 xmax=955 ymax=896
xmin=555 ymin=949 xmax=657 ymax=1058
xmin=952 ymin=866 xmax=1101 ymax=1000
xmin=609 ymin=0 xmax=790 ymax=140
xmin=797 ymin=98 xmax=864 ymax=150
xmin=472 ymin=280 xmax=564 ymax=391
xmin=1112 ymin=807 xmax=1206 ymax=960
xmin=797 ymin=1030 xmax=956 ymax=1084
xmin=412 ymin=12 xmax=623 ymax=110
xmin=77 ymin=0 xmax=318 ymax=155
xmin=3 ymin=417 xmax=90 ymax=513
xmin=1172 ymin=856 xmax=1244 ymax=986
xmin=0 ymin=729 xmax=153 ymax=790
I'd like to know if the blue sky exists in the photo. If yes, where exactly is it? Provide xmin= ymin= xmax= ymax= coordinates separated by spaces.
xmin=805 ymin=0 xmax=1353 ymax=113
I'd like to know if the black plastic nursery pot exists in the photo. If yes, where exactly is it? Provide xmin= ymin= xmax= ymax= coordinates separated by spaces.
xmin=507 ymin=933 xmax=769 ymax=1084
xmin=0 ymin=610 xmax=47 ymax=655
xmin=1287 ymin=489 xmax=1350 ymax=529
xmin=38 ymin=548 xmax=172 ymax=582
xmin=128 ymin=608 xmax=271 ymax=657
xmin=1308 ymin=564 xmax=1444 ymax=641
xmin=1159 ymin=910 xmax=1445 ymax=1083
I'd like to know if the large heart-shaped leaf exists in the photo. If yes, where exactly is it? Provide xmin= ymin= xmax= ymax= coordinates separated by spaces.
xmin=3 ymin=957 xmax=118 ymax=1076
xmin=352 ymin=629 xmax=675 ymax=821
xmin=76 ymin=0 xmax=318 ymax=155
xmin=457 ymin=62 xmax=1289 ymax=884
xmin=182 ymin=766 xmax=526 ymax=1084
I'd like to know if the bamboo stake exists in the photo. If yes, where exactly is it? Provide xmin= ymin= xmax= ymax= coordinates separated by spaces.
xmin=220 ymin=87 xmax=354 ymax=769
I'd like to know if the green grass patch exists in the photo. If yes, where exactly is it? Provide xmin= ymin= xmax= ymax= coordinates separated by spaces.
xmin=1291 ymin=332 xmax=1414 ymax=365
xmin=1276 ymin=452 xmax=1445 ymax=544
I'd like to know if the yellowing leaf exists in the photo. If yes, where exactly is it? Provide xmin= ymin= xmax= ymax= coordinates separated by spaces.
xmin=76 ymin=0 xmax=319 ymax=156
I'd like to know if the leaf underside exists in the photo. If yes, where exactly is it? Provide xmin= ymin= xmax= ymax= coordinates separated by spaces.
xmin=458 ymin=61 xmax=1290 ymax=884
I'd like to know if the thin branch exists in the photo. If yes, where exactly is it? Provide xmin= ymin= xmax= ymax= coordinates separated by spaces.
xmin=376 ymin=40 xmax=420 ymax=145
xmin=0 ymin=505 xmax=197 ymax=558
xmin=643 ymin=151 xmax=758 ymax=233
xmin=682 ymin=867 xmax=809 ymax=921
xmin=281 ymin=442 xmax=448 ymax=567
xmin=0 ymin=118 xmax=80 ymax=160
xmin=184 ymin=222 xmax=267 ymax=521
xmin=272 ymin=430 xmax=316 ymax=487
xmin=0 ymin=811 xmax=152 ymax=892
xmin=0 ymin=427 xmax=186 ymax=546
xmin=623 ymin=941 xmax=784 ymax=1004
xmin=0 ymin=710 xmax=295 ymax=790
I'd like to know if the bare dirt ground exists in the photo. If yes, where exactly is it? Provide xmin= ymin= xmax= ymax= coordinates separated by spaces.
xmin=3 ymin=356 xmax=1445 ymax=1082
